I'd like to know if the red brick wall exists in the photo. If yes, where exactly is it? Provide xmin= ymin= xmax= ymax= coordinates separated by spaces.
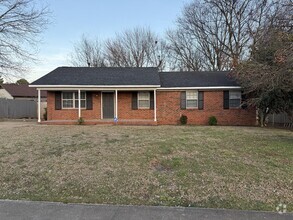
xmin=47 ymin=91 xmax=101 ymax=120
xmin=47 ymin=91 xmax=154 ymax=121
xmin=156 ymin=90 xmax=256 ymax=125
xmin=117 ymin=92 xmax=154 ymax=120
xmin=47 ymin=90 xmax=256 ymax=125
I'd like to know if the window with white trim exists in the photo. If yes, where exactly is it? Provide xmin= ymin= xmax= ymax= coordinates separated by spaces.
xmin=138 ymin=92 xmax=150 ymax=109
xmin=62 ymin=92 xmax=86 ymax=109
xmin=229 ymin=91 xmax=241 ymax=108
xmin=186 ymin=90 xmax=198 ymax=108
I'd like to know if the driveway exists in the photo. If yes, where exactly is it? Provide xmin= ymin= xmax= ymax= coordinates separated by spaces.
xmin=0 ymin=119 xmax=38 ymax=128
xmin=0 ymin=200 xmax=291 ymax=220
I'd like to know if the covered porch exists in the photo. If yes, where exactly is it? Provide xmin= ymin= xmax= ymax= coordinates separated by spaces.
xmin=36 ymin=87 xmax=158 ymax=125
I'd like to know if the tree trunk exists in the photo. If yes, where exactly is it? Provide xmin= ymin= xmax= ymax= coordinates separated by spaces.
xmin=258 ymin=109 xmax=269 ymax=127
xmin=260 ymin=112 xmax=265 ymax=127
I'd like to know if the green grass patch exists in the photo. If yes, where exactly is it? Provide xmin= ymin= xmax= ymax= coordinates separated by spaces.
xmin=0 ymin=125 xmax=292 ymax=212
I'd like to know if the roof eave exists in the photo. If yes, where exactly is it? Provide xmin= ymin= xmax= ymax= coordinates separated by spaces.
xmin=158 ymin=86 xmax=241 ymax=90
xmin=29 ymin=85 xmax=161 ymax=90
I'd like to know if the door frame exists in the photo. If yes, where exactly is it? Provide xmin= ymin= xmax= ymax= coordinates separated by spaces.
xmin=101 ymin=91 xmax=115 ymax=119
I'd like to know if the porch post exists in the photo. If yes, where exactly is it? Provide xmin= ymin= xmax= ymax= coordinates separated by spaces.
xmin=115 ymin=89 xmax=118 ymax=119
xmin=78 ymin=89 xmax=81 ymax=118
xmin=37 ymin=89 xmax=41 ymax=123
xmin=101 ymin=92 xmax=103 ymax=119
xmin=154 ymin=89 xmax=157 ymax=122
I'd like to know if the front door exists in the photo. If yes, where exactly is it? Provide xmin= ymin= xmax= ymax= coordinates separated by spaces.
xmin=102 ymin=92 xmax=114 ymax=119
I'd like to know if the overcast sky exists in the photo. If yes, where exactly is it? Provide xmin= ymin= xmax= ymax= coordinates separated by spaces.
xmin=28 ymin=0 xmax=186 ymax=82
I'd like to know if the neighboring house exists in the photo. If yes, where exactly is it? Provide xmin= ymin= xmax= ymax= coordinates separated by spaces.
xmin=0 ymin=84 xmax=47 ymax=101
xmin=30 ymin=67 xmax=256 ymax=125
xmin=0 ymin=84 xmax=47 ymax=119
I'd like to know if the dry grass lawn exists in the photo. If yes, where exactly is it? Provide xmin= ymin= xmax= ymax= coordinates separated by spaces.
xmin=0 ymin=122 xmax=292 ymax=212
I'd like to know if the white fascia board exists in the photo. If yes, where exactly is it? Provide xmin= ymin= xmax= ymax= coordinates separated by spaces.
xmin=29 ymin=85 xmax=160 ymax=88
xmin=29 ymin=85 xmax=241 ymax=90
xmin=157 ymin=86 xmax=242 ymax=90
xmin=29 ymin=85 xmax=161 ymax=91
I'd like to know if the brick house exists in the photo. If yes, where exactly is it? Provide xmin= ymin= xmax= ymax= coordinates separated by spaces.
xmin=30 ymin=67 xmax=256 ymax=125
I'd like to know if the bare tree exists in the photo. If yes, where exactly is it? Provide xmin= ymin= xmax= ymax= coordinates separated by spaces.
xmin=70 ymin=35 xmax=105 ymax=67
xmin=233 ymin=5 xmax=293 ymax=126
xmin=0 ymin=0 xmax=49 ymax=79
xmin=104 ymin=27 xmax=168 ymax=70
xmin=145 ymin=38 xmax=169 ymax=71
xmin=248 ymin=0 xmax=293 ymax=54
xmin=168 ymin=2 xmax=230 ymax=71
xmin=234 ymin=29 xmax=293 ymax=126
xmin=169 ymin=0 xmax=289 ymax=70
xmin=167 ymin=29 xmax=203 ymax=71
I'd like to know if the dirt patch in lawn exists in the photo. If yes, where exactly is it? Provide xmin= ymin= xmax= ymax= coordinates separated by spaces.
xmin=0 ymin=124 xmax=292 ymax=211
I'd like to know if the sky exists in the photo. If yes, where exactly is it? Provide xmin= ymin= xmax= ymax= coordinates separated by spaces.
xmin=28 ymin=0 xmax=187 ymax=82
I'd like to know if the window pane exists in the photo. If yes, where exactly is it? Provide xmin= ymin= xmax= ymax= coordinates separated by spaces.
xmin=229 ymin=99 xmax=241 ymax=108
xmin=75 ymin=92 xmax=86 ymax=99
xmin=63 ymin=100 xmax=73 ymax=108
xmin=139 ymin=92 xmax=150 ymax=100
xmin=186 ymin=91 xmax=197 ymax=99
xmin=81 ymin=100 xmax=86 ymax=108
xmin=74 ymin=100 xmax=86 ymax=108
xmin=187 ymin=100 xmax=197 ymax=108
xmin=81 ymin=92 xmax=86 ymax=99
xmin=230 ymin=91 xmax=241 ymax=99
xmin=63 ymin=92 xmax=73 ymax=99
xmin=138 ymin=100 xmax=150 ymax=108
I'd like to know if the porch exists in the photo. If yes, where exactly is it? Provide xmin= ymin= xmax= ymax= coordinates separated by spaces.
xmin=40 ymin=119 xmax=158 ymax=126
xmin=36 ymin=88 xmax=158 ymax=124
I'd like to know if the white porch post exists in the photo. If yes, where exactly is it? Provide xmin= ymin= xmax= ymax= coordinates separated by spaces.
xmin=78 ymin=89 xmax=81 ymax=118
xmin=37 ymin=89 xmax=41 ymax=123
xmin=115 ymin=89 xmax=118 ymax=119
xmin=154 ymin=89 xmax=157 ymax=122
xmin=101 ymin=92 xmax=103 ymax=119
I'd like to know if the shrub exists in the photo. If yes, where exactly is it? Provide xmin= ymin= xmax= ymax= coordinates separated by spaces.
xmin=180 ymin=115 xmax=188 ymax=125
xmin=77 ymin=117 xmax=84 ymax=125
xmin=208 ymin=116 xmax=217 ymax=126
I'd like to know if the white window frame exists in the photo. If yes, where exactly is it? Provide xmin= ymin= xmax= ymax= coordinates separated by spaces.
xmin=62 ymin=91 xmax=86 ymax=109
xmin=229 ymin=90 xmax=241 ymax=108
xmin=62 ymin=92 xmax=74 ymax=109
xmin=186 ymin=90 xmax=198 ymax=109
xmin=138 ymin=92 xmax=150 ymax=109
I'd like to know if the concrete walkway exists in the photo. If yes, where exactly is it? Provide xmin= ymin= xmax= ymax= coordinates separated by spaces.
xmin=0 ymin=200 xmax=291 ymax=220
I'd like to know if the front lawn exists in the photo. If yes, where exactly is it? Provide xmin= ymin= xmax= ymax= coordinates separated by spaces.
xmin=0 ymin=124 xmax=292 ymax=211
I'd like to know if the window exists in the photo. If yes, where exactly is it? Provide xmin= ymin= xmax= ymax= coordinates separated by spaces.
xmin=138 ymin=92 xmax=150 ymax=109
xmin=74 ymin=92 xmax=86 ymax=108
xmin=62 ymin=92 xmax=74 ymax=108
xmin=62 ymin=92 xmax=86 ymax=109
xmin=229 ymin=91 xmax=241 ymax=108
xmin=186 ymin=90 xmax=198 ymax=108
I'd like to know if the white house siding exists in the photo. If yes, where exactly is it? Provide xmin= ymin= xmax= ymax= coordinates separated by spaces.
xmin=0 ymin=89 xmax=13 ymax=99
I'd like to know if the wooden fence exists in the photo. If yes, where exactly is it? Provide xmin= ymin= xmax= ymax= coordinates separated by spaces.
xmin=0 ymin=98 xmax=37 ymax=119
xmin=267 ymin=112 xmax=293 ymax=128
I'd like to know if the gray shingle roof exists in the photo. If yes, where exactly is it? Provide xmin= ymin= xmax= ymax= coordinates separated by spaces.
xmin=159 ymin=71 xmax=239 ymax=87
xmin=31 ymin=67 xmax=161 ymax=86
xmin=31 ymin=67 xmax=240 ymax=88
xmin=1 ymin=84 xmax=47 ymax=97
